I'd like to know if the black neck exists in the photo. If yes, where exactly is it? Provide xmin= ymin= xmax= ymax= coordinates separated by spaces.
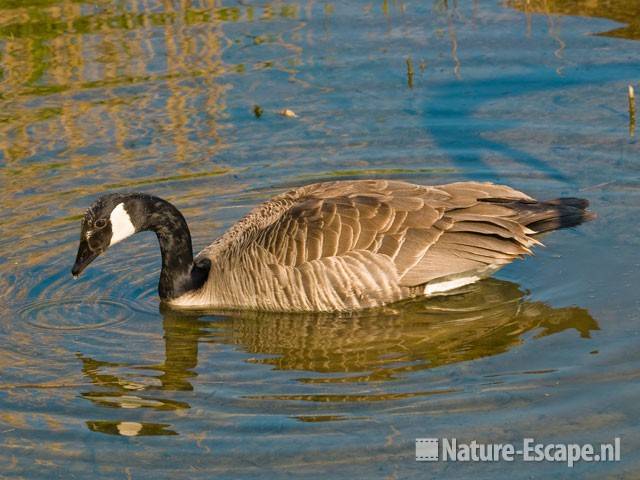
xmin=128 ymin=195 xmax=210 ymax=300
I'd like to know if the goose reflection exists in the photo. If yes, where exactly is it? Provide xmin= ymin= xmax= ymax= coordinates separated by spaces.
xmin=78 ymin=314 xmax=206 ymax=408
xmin=80 ymin=279 xmax=598 ymax=434
xmin=202 ymin=278 xmax=598 ymax=383
xmin=79 ymin=313 xmax=209 ymax=436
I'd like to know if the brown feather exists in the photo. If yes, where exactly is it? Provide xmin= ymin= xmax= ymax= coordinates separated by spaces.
xmin=179 ymin=180 xmax=593 ymax=312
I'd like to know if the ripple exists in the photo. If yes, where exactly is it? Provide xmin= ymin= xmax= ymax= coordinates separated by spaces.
xmin=19 ymin=298 xmax=139 ymax=332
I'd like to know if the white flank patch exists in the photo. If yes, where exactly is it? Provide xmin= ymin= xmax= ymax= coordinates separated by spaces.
xmin=109 ymin=203 xmax=136 ymax=246
xmin=424 ymin=276 xmax=480 ymax=296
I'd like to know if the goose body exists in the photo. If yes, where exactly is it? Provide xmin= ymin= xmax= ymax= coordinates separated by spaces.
xmin=72 ymin=180 xmax=594 ymax=312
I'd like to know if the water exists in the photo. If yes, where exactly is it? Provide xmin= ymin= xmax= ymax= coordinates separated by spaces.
xmin=1 ymin=0 xmax=639 ymax=477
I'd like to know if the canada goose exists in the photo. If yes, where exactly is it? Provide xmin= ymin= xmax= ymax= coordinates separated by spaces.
xmin=71 ymin=180 xmax=594 ymax=312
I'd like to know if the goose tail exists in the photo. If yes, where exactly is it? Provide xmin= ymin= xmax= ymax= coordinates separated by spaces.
xmin=519 ymin=197 xmax=596 ymax=234
xmin=478 ymin=196 xmax=596 ymax=234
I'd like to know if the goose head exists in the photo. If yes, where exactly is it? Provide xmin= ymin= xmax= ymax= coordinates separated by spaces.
xmin=72 ymin=194 xmax=137 ymax=277
xmin=71 ymin=193 xmax=210 ymax=302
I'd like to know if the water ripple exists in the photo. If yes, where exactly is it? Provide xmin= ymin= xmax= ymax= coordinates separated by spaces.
xmin=19 ymin=298 xmax=138 ymax=332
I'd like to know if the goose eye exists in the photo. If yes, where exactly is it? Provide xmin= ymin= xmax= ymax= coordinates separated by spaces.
xmin=95 ymin=219 xmax=107 ymax=229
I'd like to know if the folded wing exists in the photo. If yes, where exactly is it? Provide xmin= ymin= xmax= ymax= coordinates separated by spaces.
xmin=256 ymin=180 xmax=539 ymax=289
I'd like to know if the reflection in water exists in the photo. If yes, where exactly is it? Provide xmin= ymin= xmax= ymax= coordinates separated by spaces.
xmin=0 ymin=0 xmax=231 ymax=253
xmin=0 ymin=0 xmax=632 ymax=474
xmin=508 ymin=0 xmax=640 ymax=40
xmin=78 ymin=279 xmax=598 ymax=434
xmin=211 ymin=279 xmax=598 ymax=383
xmin=86 ymin=421 xmax=177 ymax=437
xmin=78 ymin=310 xmax=208 ymax=408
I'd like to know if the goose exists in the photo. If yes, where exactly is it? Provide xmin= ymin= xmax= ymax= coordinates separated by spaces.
xmin=71 ymin=180 xmax=594 ymax=312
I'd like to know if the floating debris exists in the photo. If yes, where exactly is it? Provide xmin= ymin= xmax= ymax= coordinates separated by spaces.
xmin=253 ymin=104 xmax=263 ymax=118
xmin=628 ymin=85 xmax=635 ymax=138
xmin=280 ymin=108 xmax=298 ymax=118
xmin=406 ymin=57 xmax=414 ymax=89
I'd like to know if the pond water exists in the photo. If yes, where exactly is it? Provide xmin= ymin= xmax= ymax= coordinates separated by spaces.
xmin=1 ymin=0 xmax=639 ymax=478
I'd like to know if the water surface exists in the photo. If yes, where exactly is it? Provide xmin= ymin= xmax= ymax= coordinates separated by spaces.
xmin=1 ymin=0 xmax=639 ymax=478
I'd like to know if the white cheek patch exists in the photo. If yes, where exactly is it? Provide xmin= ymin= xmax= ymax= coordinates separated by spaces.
xmin=109 ymin=203 xmax=136 ymax=246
